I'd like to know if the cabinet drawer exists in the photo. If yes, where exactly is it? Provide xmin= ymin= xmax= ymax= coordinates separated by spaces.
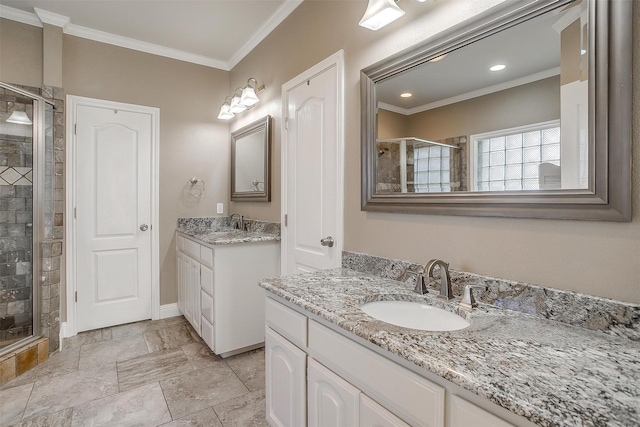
xmin=450 ymin=395 xmax=513 ymax=427
xmin=201 ymin=265 xmax=214 ymax=296
xmin=360 ymin=394 xmax=410 ymax=427
xmin=201 ymin=316 xmax=215 ymax=351
xmin=309 ymin=321 xmax=445 ymax=427
xmin=201 ymin=290 xmax=214 ymax=324
xmin=200 ymin=245 xmax=214 ymax=267
xmin=265 ymin=297 xmax=307 ymax=349
xmin=183 ymin=237 xmax=201 ymax=260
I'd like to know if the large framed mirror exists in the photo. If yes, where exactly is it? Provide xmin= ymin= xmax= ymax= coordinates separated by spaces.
xmin=361 ymin=0 xmax=631 ymax=221
xmin=231 ymin=115 xmax=271 ymax=202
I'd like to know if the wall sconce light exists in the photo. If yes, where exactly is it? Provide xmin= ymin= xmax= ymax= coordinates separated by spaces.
xmin=217 ymin=96 xmax=234 ymax=120
xmin=217 ymin=78 xmax=265 ymax=120
xmin=6 ymin=111 xmax=32 ymax=125
xmin=359 ymin=0 xmax=405 ymax=31
xmin=229 ymin=88 xmax=247 ymax=114
xmin=240 ymin=78 xmax=261 ymax=107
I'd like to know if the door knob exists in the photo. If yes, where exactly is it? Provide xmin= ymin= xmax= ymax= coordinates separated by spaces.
xmin=140 ymin=224 xmax=149 ymax=231
xmin=320 ymin=236 xmax=334 ymax=247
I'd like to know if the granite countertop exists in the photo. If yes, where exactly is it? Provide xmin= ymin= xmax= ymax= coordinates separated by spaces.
xmin=176 ymin=216 xmax=280 ymax=246
xmin=259 ymin=268 xmax=640 ymax=427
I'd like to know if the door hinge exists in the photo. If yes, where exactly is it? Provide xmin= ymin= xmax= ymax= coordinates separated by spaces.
xmin=284 ymin=214 xmax=288 ymax=227
xmin=74 ymin=207 xmax=77 ymax=219
xmin=74 ymin=124 xmax=77 ymax=135
xmin=75 ymin=291 xmax=77 ymax=302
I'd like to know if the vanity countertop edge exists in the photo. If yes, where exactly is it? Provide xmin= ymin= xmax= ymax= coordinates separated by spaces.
xmin=258 ymin=268 xmax=640 ymax=427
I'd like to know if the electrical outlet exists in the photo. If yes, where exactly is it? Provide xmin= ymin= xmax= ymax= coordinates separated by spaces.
xmin=217 ymin=203 xmax=224 ymax=214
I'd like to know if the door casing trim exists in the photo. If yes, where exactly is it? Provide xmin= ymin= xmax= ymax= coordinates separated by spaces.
xmin=64 ymin=95 xmax=160 ymax=337
xmin=281 ymin=50 xmax=345 ymax=274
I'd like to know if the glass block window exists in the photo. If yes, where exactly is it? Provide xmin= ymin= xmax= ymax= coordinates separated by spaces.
xmin=414 ymin=145 xmax=451 ymax=193
xmin=473 ymin=121 xmax=560 ymax=191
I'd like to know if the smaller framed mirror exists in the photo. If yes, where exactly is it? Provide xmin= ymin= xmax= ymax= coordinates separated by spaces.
xmin=231 ymin=115 xmax=271 ymax=202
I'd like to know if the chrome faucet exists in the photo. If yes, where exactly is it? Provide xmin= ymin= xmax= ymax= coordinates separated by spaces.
xmin=425 ymin=259 xmax=454 ymax=300
xmin=229 ymin=213 xmax=244 ymax=230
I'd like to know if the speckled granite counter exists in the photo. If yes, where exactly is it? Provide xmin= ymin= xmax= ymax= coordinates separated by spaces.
xmin=177 ymin=216 xmax=280 ymax=245
xmin=259 ymin=257 xmax=640 ymax=427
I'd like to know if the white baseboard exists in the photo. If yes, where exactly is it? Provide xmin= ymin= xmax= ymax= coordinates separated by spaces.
xmin=160 ymin=303 xmax=182 ymax=319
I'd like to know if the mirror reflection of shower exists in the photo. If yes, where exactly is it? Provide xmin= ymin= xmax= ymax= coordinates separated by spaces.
xmin=251 ymin=179 xmax=264 ymax=191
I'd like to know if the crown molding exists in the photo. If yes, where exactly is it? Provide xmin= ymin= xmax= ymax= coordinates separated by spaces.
xmin=227 ymin=0 xmax=304 ymax=69
xmin=64 ymin=23 xmax=230 ymax=70
xmin=0 ymin=5 xmax=42 ymax=27
xmin=34 ymin=7 xmax=70 ymax=29
xmin=379 ymin=67 xmax=561 ymax=115
xmin=0 ymin=2 xmax=303 ymax=71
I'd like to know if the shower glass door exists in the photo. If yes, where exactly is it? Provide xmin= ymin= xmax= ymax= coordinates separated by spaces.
xmin=0 ymin=84 xmax=45 ymax=353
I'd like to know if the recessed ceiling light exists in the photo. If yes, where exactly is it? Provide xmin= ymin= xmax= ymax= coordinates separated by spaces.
xmin=416 ymin=0 xmax=427 ymax=3
xmin=490 ymin=64 xmax=506 ymax=71
xmin=400 ymin=92 xmax=412 ymax=98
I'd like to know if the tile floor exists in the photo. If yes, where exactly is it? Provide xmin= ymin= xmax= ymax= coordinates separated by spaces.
xmin=0 ymin=316 xmax=268 ymax=427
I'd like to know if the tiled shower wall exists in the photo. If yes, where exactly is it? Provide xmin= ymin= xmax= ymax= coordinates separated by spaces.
xmin=40 ymin=85 xmax=64 ymax=353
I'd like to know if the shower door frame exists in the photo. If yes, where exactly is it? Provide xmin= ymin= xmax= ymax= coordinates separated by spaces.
xmin=0 ymin=81 xmax=52 ymax=356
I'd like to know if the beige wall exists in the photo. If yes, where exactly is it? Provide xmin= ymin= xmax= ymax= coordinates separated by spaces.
xmin=406 ymin=76 xmax=560 ymax=141
xmin=230 ymin=0 xmax=640 ymax=304
xmin=0 ymin=18 xmax=43 ymax=86
xmin=63 ymin=36 xmax=230 ymax=305
xmin=377 ymin=109 xmax=408 ymax=140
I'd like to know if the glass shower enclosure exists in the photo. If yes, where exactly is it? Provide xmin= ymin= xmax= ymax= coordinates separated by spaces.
xmin=0 ymin=82 xmax=53 ymax=355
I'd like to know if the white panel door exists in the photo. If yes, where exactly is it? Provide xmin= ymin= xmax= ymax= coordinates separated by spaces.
xmin=283 ymin=52 xmax=343 ymax=275
xmin=265 ymin=326 xmax=307 ymax=427
xmin=76 ymin=105 xmax=152 ymax=331
xmin=308 ymin=358 xmax=360 ymax=427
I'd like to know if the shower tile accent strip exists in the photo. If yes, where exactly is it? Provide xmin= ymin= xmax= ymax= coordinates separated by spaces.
xmin=0 ymin=337 xmax=48 ymax=387
xmin=342 ymin=251 xmax=640 ymax=341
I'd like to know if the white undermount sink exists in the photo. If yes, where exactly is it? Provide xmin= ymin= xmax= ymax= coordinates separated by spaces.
xmin=360 ymin=300 xmax=470 ymax=331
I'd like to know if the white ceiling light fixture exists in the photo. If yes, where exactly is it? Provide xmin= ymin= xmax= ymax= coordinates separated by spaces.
xmin=6 ymin=111 xmax=32 ymax=125
xmin=240 ymin=78 xmax=263 ymax=107
xmin=229 ymin=88 xmax=247 ymax=114
xmin=400 ymin=92 xmax=412 ymax=98
xmin=359 ymin=0 xmax=405 ymax=31
xmin=217 ymin=97 xmax=234 ymax=120
xmin=490 ymin=64 xmax=506 ymax=71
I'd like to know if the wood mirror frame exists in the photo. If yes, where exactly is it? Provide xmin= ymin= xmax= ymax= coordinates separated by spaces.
xmin=361 ymin=0 xmax=631 ymax=221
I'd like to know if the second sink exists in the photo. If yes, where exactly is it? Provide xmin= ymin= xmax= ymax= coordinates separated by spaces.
xmin=360 ymin=300 xmax=470 ymax=331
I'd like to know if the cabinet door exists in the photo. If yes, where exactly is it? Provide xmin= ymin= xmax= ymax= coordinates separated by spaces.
xmin=360 ymin=394 xmax=409 ymax=427
xmin=450 ymin=395 xmax=514 ymax=427
xmin=177 ymin=252 xmax=187 ymax=315
xmin=187 ymin=256 xmax=201 ymax=333
xmin=308 ymin=358 xmax=360 ymax=427
xmin=265 ymin=327 xmax=306 ymax=427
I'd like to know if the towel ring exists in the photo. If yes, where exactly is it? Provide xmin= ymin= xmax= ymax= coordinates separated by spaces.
xmin=187 ymin=177 xmax=205 ymax=198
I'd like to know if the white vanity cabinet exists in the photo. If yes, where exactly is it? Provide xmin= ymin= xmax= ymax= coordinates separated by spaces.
xmin=176 ymin=233 xmax=279 ymax=357
xmin=265 ymin=296 xmax=525 ymax=427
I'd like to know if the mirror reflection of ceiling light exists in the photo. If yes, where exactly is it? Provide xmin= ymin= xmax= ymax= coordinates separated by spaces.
xmin=6 ymin=111 xmax=32 ymax=125
xmin=581 ymin=49 xmax=587 ymax=55
xmin=428 ymin=54 xmax=447 ymax=63
xmin=489 ymin=64 xmax=506 ymax=71
xmin=400 ymin=92 xmax=412 ymax=98
xmin=359 ymin=0 xmax=405 ymax=31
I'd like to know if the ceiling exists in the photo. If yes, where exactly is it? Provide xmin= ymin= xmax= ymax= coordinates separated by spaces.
xmin=0 ymin=0 xmax=303 ymax=70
